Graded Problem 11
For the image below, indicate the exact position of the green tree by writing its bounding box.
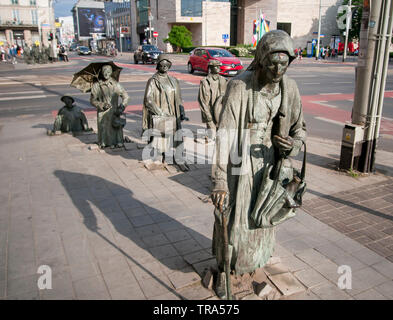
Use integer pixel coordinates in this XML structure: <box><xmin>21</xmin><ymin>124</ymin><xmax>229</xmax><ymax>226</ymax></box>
<box><xmin>337</xmin><ymin>0</ymin><xmax>363</xmax><ymax>41</ymax></box>
<box><xmin>164</xmin><ymin>25</ymin><xmax>193</xmax><ymax>52</ymax></box>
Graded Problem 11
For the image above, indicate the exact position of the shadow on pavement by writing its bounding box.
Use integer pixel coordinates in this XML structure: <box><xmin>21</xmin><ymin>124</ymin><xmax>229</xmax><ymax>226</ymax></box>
<box><xmin>308</xmin><ymin>188</ymin><xmax>393</xmax><ymax>222</ymax></box>
<box><xmin>54</xmin><ymin>170</ymin><xmax>214</xmax><ymax>299</ymax></box>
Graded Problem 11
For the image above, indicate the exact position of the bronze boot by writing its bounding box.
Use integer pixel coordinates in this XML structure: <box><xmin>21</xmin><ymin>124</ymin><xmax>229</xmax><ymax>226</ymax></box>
<box><xmin>215</xmin><ymin>271</ymin><xmax>227</xmax><ymax>299</ymax></box>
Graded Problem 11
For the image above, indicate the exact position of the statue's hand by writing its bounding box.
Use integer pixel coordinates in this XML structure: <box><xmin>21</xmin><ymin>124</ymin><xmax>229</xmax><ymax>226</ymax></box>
<box><xmin>207</xmin><ymin>121</ymin><xmax>216</xmax><ymax>131</ymax></box>
<box><xmin>273</xmin><ymin>135</ymin><xmax>294</xmax><ymax>155</ymax></box>
<box><xmin>211</xmin><ymin>190</ymin><xmax>227</xmax><ymax>213</ymax></box>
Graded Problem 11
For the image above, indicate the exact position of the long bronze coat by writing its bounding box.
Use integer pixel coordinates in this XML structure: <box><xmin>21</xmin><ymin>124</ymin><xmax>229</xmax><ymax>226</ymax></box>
<box><xmin>212</xmin><ymin>70</ymin><xmax>306</xmax><ymax>275</ymax></box>
<box><xmin>142</xmin><ymin>72</ymin><xmax>183</xmax><ymax>133</ymax></box>
<box><xmin>198</xmin><ymin>74</ymin><xmax>227</xmax><ymax>125</ymax></box>
<box><xmin>90</xmin><ymin>78</ymin><xmax>129</xmax><ymax>147</ymax></box>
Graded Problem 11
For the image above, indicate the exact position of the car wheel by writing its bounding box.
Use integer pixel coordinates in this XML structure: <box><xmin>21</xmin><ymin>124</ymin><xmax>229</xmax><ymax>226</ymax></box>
<box><xmin>142</xmin><ymin>58</ymin><xmax>146</xmax><ymax>64</ymax></box>
<box><xmin>188</xmin><ymin>62</ymin><xmax>194</xmax><ymax>74</ymax></box>
<box><xmin>134</xmin><ymin>57</ymin><xmax>138</xmax><ymax>64</ymax></box>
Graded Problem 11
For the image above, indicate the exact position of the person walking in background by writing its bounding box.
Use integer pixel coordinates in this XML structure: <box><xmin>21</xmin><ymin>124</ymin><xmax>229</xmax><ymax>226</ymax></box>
<box><xmin>10</xmin><ymin>45</ymin><xmax>17</xmax><ymax>64</ymax></box>
<box><xmin>0</xmin><ymin>46</ymin><xmax>5</xmax><ymax>62</ymax></box>
<box><xmin>297</xmin><ymin>47</ymin><xmax>302</xmax><ymax>60</ymax></box>
<box><xmin>61</xmin><ymin>45</ymin><xmax>69</xmax><ymax>62</ymax></box>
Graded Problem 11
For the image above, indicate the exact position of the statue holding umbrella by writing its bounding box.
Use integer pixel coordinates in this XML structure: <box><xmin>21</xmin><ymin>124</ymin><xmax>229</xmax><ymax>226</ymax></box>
<box><xmin>71</xmin><ymin>62</ymin><xmax>129</xmax><ymax>149</ymax></box>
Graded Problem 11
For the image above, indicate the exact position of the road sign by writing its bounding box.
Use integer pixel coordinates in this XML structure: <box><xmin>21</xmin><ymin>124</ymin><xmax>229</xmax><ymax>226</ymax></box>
<box><xmin>153</xmin><ymin>31</ymin><xmax>158</xmax><ymax>38</ymax></box>
<box><xmin>222</xmin><ymin>34</ymin><xmax>229</xmax><ymax>40</ymax></box>
<box><xmin>120</xmin><ymin>26</ymin><xmax>130</xmax><ymax>34</ymax></box>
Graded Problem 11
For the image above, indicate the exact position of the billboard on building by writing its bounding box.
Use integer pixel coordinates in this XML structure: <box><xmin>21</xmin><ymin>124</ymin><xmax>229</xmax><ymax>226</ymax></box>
<box><xmin>78</xmin><ymin>8</ymin><xmax>106</xmax><ymax>37</ymax></box>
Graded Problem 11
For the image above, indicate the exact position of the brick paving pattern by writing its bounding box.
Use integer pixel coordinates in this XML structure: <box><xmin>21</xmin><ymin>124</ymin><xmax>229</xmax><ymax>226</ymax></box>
<box><xmin>302</xmin><ymin>180</ymin><xmax>393</xmax><ymax>262</ymax></box>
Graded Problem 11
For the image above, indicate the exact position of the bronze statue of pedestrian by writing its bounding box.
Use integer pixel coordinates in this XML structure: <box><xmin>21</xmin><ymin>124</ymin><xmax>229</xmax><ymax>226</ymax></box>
<box><xmin>143</xmin><ymin>54</ymin><xmax>189</xmax><ymax>170</ymax></box>
<box><xmin>210</xmin><ymin>30</ymin><xmax>307</xmax><ymax>298</ymax></box>
<box><xmin>48</xmin><ymin>95</ymin><xmax>91</xmax><ymax>135</ymax></box>
<box><xmin>198</xmin><ymin>60</ymin><xmax>227</xmax><ymax>142</ymax></box>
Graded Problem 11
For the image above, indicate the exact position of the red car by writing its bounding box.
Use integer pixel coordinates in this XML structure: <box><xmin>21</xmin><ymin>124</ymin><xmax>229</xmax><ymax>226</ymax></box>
<box><xmin>187</xmin><ymin>47</ymin><xmax>244</xmax><ymax>76</ymax></box>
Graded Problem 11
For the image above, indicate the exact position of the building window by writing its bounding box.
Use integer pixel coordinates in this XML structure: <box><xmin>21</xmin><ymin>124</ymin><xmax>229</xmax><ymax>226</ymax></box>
<box><xmin>30</xmin><ymin>0</ymin><xmax>36</xmax><ymax>5</ymax></box>
<box><xmin>277</xmin><ymin>22</ymin><xmax>291</xmax><ymax>36</ymax></box>
<box><xmin>181</xmin><ymin>0</ymin><xmax>202</xmax><ymax>17</ymax></box>
<box><xmin>11</xmin><ymin>0</ymin><xmax>19</xmax><ymax>4</ymax></box>
<box><xmin>31</xmin><ymin>10</ymin><xmax>38</xmax><ymax>25</ymax></box>
<box><xmin>136</xmin><ymin>0</ymin><xmax>150</xmax><ymax>26</ymax></box>
<box><xmin>12</xmin><ymin>9</ymin><xmax>20</xmax><ymax>23</ymax></box>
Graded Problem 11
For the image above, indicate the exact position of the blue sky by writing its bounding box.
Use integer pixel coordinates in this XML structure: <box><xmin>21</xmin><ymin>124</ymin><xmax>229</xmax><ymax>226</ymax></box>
<box><xmin>54</xmin><ymin>0</ymin><xmax>76</xmax><ymax>18</ymax></box>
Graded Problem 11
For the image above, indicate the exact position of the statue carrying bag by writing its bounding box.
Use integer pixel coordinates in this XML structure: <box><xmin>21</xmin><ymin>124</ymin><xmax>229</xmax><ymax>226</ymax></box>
<box><xmin>250</xmin><ymin>142</ymin><xmax>307</xmax><ymax>228</ymax></box>
<box><xmin>152</xmin><ymin>115</ymin><xmax>176</xmax><ymax>136</ymax></box>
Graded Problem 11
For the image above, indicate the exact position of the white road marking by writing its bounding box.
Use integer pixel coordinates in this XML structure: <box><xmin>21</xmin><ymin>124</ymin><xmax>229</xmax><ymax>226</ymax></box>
<box><xmin>288</xmin><ymin>75</ymin><xmax>317</xmax><ymax>78</ymax></box>
<box><xmin>336</xmin><ymin>81</ymin><xmax>353</xmax><ymax>84</ymax></box>
<box><xmin>319</xmin><ymin>93</ymin><xmax>342</xmax><ymax>95</ymax></box>
<box><xmin>0</xmin><ymin>95</ymin><xmax>55</xmax><ymax>101</ymax></box>
<box><xmin>382</xmin><ymin>116</ymin><xmax>393</xmax><ymax>121</ymax></box>
<box><xmin>380</xmin><ymin>134</ymin><xmax>393</xmax><ymax>140</ymax></box>
<box><xmin>311</xmin><ymin>101</ymin><xmax>338</xmax><ymax>108</ymax></box>
<box><xmin>315</xmin><ymin>116</ymin><xmax>345</xmax><ymax>126</ymax></box>
<box><xmin>0</xmin><ymin>90</ymin><xmax>45</xmax><ymax>96</ymax></box>
<box><xmin>303</xmin><ymin>82</ymin><xmax>321</xmax><ymax>85</ymax></box>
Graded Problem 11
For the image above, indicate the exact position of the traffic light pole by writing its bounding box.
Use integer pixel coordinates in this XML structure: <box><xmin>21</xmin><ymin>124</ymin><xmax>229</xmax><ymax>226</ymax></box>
<box><xmin>368</xmin><ymin>0</ymin><xmax>392</xmax><ymax>171</ymax></box>
<box><xmin>339</xmin><ymin>0</ymin><xmax>390</xmax><ymax>173</ymax></box>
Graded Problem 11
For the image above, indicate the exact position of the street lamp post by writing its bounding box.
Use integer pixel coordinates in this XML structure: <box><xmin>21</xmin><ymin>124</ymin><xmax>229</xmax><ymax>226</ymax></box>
<box><xmin>316</xmin><ymin>0</ymin><xmax>322</xmax><ymax>60</ymax></box>
<box><xmin>148</xmin><ymin>8</ymin><xmax>153</xmax><ymax>44</ymax></box>
<box><xmin>36</xmin><ymin>1</ymin><xmax>42</xmax><ymax>49</ymax></box>
<box><xmin>342</xmin><ymin>0</ymin><xmax>352</xmax><ymax>62</ymax></box>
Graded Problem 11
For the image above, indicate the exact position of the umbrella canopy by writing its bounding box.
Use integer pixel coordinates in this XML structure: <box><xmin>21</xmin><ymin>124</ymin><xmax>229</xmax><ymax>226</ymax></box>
<box><xmin>70</xmin><ymin>61</ymin><xmax>123</xmax><ymax>93</ymax></box>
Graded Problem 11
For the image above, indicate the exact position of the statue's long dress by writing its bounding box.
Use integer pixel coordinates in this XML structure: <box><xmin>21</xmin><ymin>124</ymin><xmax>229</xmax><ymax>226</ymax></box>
<box><xmin>90</xmin><ymin>79</ymin><xmax>129</xmax><ymax>147</ymax></box>
<box><xmin>212</xmin><ymin>77</ymin><xmax>282</xmax><ymax>275</ymax></box>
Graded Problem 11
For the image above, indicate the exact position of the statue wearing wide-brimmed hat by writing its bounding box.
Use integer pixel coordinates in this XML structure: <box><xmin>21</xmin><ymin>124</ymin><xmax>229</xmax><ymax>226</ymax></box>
<box><xmin>198</xmin><ymin>59</ymin><xmax>227</xmax><ymax>142</ymax></box>
<box><xmin>48</xmin><ymin>95</ymin><xmax>91</xmax><ymax>135</ymax></box>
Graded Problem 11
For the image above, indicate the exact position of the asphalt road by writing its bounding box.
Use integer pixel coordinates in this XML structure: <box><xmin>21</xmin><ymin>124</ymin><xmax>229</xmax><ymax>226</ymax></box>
<box><xmin>0</xmin><ymin>52</ymin><xmax>392</xmax><ymax>152</ymax></box>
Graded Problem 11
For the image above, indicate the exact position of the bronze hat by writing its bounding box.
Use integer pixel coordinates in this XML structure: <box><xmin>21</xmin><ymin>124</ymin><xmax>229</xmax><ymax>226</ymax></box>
<box><xmin>61</xmin><ymin>95</ymin><xmax>75</xmax><ymax>104</ymax></box>
<box><xmin>247</xmin><ymin>30</ymin><xmax>296</xmax><ymax>71</ymax></box>
<box><xmin>156</xmin><ymin>54</ymin><xmax>172</xmax><ymax>67</ymax></box>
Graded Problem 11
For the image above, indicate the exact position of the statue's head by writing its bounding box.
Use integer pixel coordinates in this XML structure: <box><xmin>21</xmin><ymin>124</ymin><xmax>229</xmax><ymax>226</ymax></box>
<box><xmin>208</xmin><ymin>60</ymin><xmax>222</xmax><ymax>75</ymax></box>
<box><xmin>102</xmin><ymin>65</ymin><xmax>113</xmax><ymax>80</ymax></box>
<box><xmin>61</xmin><ymin>95</ymin><xmax>75</xmax><ymax>108</ymax></box>
<box><xmin>156</xmin><ymin>54</ymin><xmax>172</xmax><ymax>73</ymax></box>
<box><xmin>248</xmin><ymin>30</ymin><xmax>296</xmax><ymax>82</ymax></box>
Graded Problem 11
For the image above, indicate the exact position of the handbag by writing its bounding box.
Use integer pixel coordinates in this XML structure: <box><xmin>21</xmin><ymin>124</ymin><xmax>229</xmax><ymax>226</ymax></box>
<box><xmin>152</xmin><ymin>115</ymin><xmax>176</xmax><ymax>136</ymax></box>
<box><xmin>250</xmin><ymin>142</ymin><xmax>307</xmax><ymax>228</ymax></box>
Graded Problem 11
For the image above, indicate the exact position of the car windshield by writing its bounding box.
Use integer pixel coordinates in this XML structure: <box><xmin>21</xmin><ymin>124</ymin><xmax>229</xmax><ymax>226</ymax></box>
<box><xmin>207</xmin><ymin>49</ymin><xmax>233</xmax><ymax>58</ymax></box>
<box><xmin>142</xmin><ymin>45</ymin><xmax>158</xmax><ymax>52</ymax></box>
<box><xmin>80</xmin><ymin>47</ymin><xmax>88</xmax><ymax>50</ymax></box>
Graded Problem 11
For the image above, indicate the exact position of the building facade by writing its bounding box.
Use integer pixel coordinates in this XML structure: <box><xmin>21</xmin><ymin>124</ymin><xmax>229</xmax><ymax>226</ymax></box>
<box><xmin>0</xmin><ymin>0</ymin><xmax>55</xmax><ymax>47</ymax></box>
<box><xmin>277</xmin><ymin>0</ymin><xmax>342</xmax><ymax>49</ymax></box>
<box><xmin>105</xmin><ymin>1</ymin><xmax>132</xmax><ymax>52</ymax></box>
<box><xmin>131</xmin><ymin>0</ymin><xmax>232</xmax><ymax>51</ymax></box>
<box><xmin>56</xmin><ymin>16</ymin><xmax>75</xmax><ymax>46</ymax></box>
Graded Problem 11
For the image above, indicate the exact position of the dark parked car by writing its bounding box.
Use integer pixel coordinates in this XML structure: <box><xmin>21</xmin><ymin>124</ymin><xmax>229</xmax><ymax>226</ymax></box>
<box><xmin>133</xmin><ymin>45</ymin><xmax>163</xmax><ymax>64</ymax></box>
<box><xmin>78</xmin><ymin>46</ymin><xmax>91</xmax><ymax>55</ymax></box>
<box><xmin>188</xmin><ymin>47</ymin><xmax>243</xmax><ymax>76</ymax></box>
<box><xmin>69</xmin><ymin>43</ymin><xmax>79</xmax><ymax>51</ymax></box>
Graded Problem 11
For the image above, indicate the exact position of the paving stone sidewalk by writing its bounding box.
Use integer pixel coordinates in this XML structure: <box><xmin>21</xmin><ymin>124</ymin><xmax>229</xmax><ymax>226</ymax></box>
<box><xmin>0</xmin><ymin>114</ymin><xmax>392</xmax><ymax>300</ymax></box>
